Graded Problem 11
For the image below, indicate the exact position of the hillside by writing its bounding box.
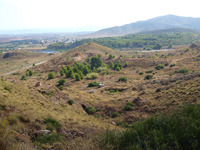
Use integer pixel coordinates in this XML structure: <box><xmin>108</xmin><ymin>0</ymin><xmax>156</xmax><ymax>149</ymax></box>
<box><xmin>90</xmin><ymin>15</ymin><xmax>200</xmax><ymax>37</ymax></box>
<box><xmin>61</xmin><ymin>29</ymin><xmax>200</xmax><ymax>50</ymax></box>
<box><xmin>0</xmin><ymin>41</ymin><xmax>200</xmax><ymax>149</ymax></box>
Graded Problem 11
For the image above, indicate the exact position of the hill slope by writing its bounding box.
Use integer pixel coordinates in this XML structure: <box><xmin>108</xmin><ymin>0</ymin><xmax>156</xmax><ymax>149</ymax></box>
<box><xmin>90</xmin><ymin>15</ymin><xmax>200</xmax><ymax>37</ymax></box>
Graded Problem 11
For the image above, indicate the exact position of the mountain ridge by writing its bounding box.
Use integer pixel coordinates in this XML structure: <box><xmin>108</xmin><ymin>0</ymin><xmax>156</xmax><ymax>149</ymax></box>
<box><xmin>89</xmin><ymin>15</ymin><xmax>200</xmax><ymax>37</ymax></box>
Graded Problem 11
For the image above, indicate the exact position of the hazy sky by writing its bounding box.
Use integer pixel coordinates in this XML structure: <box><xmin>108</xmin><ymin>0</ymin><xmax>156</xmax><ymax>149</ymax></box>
<box><xmin>0</xmin><ymin>0</ymin><xmax>200</xmax><ymax>31</ymax></box>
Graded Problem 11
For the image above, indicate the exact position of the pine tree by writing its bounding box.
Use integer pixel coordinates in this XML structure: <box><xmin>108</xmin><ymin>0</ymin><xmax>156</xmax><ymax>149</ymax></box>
<box><xmin>75</xmin><ymin>73</ymin><xmax>81</xmax><ymax>81</ymax></box>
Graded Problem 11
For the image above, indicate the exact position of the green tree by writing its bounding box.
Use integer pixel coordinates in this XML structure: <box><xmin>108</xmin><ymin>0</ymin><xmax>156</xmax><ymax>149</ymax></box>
<box><xmin>75</xmin><ymin>73</ymin><xmax>81</xmax><ymax>81</ymax></box>
<box><xmin>48</xmin><ymin>72</ymin><xmax>55</xmax><ymax>80</ymax></box>
<box><xmin>21</xmin><ymin>75</ymin><xmax>27</xmax><ymax>80</ymax></box>
<box><xmin>109</xmin><ymin>61</ymin><xmax>114</xmax><ymax>69</ymax></box>
<box><xmin>124</xmin><ymin>61</ymin><xmax>129</xmax><ymax>67</ymax></box>
<box><xmin>70</xmin><ymin>71</ymin><xmax>75</xmax><ymax>79</ymax></box>
<box><xmin>91</xmin><ymin>55</ymin><xmax>103</xmax><ymax>70</ymax></box>
<box><xmin>60</xmin><ymin>69</ymin><xmax>64</xmax><ymax>76</ymax></box>
<box><xmin>57</xmin><ymin>79</ymin><xmax>66</xmax><ymax>86</ymax></box>
<box><xmin>29</xmin><ymin>70</ymin><xmax>33</xmax><ymax>76</ymax></box>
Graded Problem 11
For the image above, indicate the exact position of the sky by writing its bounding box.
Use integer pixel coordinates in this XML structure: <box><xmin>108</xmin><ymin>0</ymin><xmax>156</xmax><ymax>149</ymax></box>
<box><xmin>0</xmin><ymin>0</ymin><xmax>200</xmax><ymax>31</ymax></box>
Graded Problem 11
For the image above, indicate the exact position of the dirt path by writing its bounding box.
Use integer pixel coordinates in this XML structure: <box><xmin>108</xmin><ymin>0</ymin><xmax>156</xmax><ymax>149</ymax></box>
<box><xmin>1</xmin><ymin>60</ymin><xmax>47</xmax><ymax>76</ymax></box>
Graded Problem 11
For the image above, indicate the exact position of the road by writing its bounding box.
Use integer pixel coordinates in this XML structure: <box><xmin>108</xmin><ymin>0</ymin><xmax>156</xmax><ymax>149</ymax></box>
<box><xmin>1</xmin><ymin>60</ymin><xmax>47</xmax><ymax>76</ymax></box>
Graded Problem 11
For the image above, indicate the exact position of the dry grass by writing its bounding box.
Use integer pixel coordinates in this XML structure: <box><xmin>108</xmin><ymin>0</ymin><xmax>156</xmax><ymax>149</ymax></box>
<box><xmin>0</xmin><ymin>42</ymin><xmax>200</xmax><ymax>149</ymax></box>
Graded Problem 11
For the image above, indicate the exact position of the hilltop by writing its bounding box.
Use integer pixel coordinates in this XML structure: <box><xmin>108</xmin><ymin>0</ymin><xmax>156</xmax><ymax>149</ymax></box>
<box><xmin>89</xmin><ymin>15</ymin><xmax>200</xmax><ymax>37</ymax></box>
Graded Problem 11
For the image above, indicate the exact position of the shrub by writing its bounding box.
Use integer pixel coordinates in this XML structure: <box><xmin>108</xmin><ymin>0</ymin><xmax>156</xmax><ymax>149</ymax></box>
<box><xmin>36</xmin><ymin>133</ymin><xmax>62</xmax><ymax>144</ymax></box>
<box><xmin>60</xmin><ymin>69</ymin><xmax>64</xmax><ymax>76</ymax></box>
<box><xmin>43</xmin><ymin>118</ymin><xmax>61</xmax><ymax>130</ymax></box>
<box><xmin>67</xmin><ymin>100</ymin><xmax>74</xmax><ymax>105</ymax></box>
<box><xmin>115</xmin><ymin>66</ymin><xmax>121</xmax><ymax>71</ymax></box>
<box><xmin>124</xmin><ymin>61</ymin><xmax>129</xmax><ymax>67</ymax></box>
<box><xmin>109</xmin><ymin>61</ymin><xmax>114</xmax><ymax>68</ymax></box>
<box><xmin>144</xmin><ymin>75</ymin><xmax>153</xmax><ymax>80</ymax></box>
<box><xmin>57</xmin><ymin>79</ymin><xmax>66</xmax><ymax>86</ymax></box>
<box><xmin>4</xmin><ymin>86</ymin><xmax>11</xmax><ymax>93</ymax></box>
<box><xmin>21</xmin><ymin>75</ymin><xmax>27</xmax><ymax>80</ymax></box>
<box><xmin>48</xmin><ymin>72</ymin><xmax>55</xmax><ymax>80</ymax></box>
<box><xmin>28</xmin><ymin>70</ymin><xmax>33</xmax><ymax>76</ymax></box>
<box><xmin>176</xmin><ymin>68</ymin><xmax>189</xmax><ymax>75</ymax></box>
<box><xmin>145</xmin><ymin>70</ymin><xmax>153</xmax><ymax>73</ymax></box>
<box><xmin>139</xmin><ymin>72</ymin><xmax>144</xmax><ymax>75</ymax></box>
<box><xmin>155</xmin><ymin>64</ymin><xmax>164</xmax><ymax>70</ymax></box>
<box><xmin>126</xmin><ymin>102</ymin><xmax>134</xmax><ymax>107</ymax></box>
<box><xmin>170</xmin><ymin>63</ymin><xmax>176</xmax><ymax>67</ymax></box>
<box><xmin>87</xmin><ymin>73</ymin><xmax>99</xmax><ymax>79</ymax></box>
<box><xmin>88</xmin><ymin>81</ymin><xmax>99</xmax><ymax>87</ymax></box>
<box><xmin>164</xmin><ymin>62</ymin><xmax>169</xmax><ymax>66</ymax></box>
<box><xmin>112</xmin><ymin>112</ymin><xmax>120</xmax><ymax>118</ymax></box>
<box><xmin>85</xmin><ymin>107</ymin><xmax>96</xmax><ymax>115</ymax></box>
<box><xmin>124</xmin><ymin>105</ymin><xmax>133</xmax><ymax>111</ymax></box>
<box><xmin>108</xmin><ymin>54</ymin><xmax>115</xmax><ymax>59</ymax></box>
<box><xmin>118</xmin><ymin>76</ymin><xmax>127</xmax><ymax>82</ymax></box>
<box><xmin>97</xmin><ymin>67</ymin><xmax>108</xmax><ymax>73</ymax></box>
<box><xmin>100</xmin><ymin>104</ymin><xmax>200</xmax><ymax>150</ymax></box>
<box><xmin>75</xmin><ymin>73</ymin><xmax>81</xmax><ymax>81</ymax></box>
<box><xmin>58</xmin><ymin>85</ymin><xmax>64</xmax><ymax>91</ymax></box>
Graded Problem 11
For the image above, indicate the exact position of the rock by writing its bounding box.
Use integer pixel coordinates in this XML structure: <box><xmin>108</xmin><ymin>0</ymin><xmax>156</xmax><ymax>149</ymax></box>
<box><xmin>99</xmin><ymin>84</ymin><xmax>104</xmax><ymax>88</ymax></box>
<box><xmin>133</xmin><ymin>97</ymin><xmax>142</xmax><ymax>105</ymax></box>
<box><xmin>35</xmin><ymin>82</ymin><xmax>42</xmax><ymax>87</ymax></box>
<box><xmin>90</xmin><ymin>90</ymin><xmax>94</xmax><ymax>93</ymax></box>
<box><xmin>132</xmin><ymin>86</ymin><xmax>137</xmax><ymax>91</ymax></box>
<box><xmin>111</xmin><ymin>121</ymin><xmax>116</xmax><ymax>125</ymax></box>
<box><xmin>40</xmin><ymin>130</ymin><xmax>51</xmax><ymax>135</ymax></box>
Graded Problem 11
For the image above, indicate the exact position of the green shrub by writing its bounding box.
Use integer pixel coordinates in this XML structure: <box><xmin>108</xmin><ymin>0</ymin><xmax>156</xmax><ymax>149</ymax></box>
<box><xmin>48</xmin><ymin>72</ymin><xmax>55</xmax><ymax>80</ymax></box>
<box><xmin>155</xmin><ymin>64</ymin><xmax>164</xmax><ymax>70</ymax></box>
<box><xmin>88</xmin><ymin>81</ymin><xmax>99</xmax><ymax>87</ymax></box>
<box><xmin>97</xmin><ymin>67</ymin><xmax>108</xmax><ymax>73</ymax></box>
<box><xmin>27</xmin><ymin>70</ymin><xmax>33</xmax><ymax>76</ymax></box>
<box><xmin>108</xmin><ymin>54</ymin><xmax>115</xmax><ymax>59</ymax></box>
<box><xmin>75</xmin><ymin>73</ymin><xmax>81</xmax><ymax>81</ymax></box>
<box><xmin>126</xmin><ymin>102</ymin><xmax>134</xmax><ymax>107</ymax></box>
<box><xmin>170</xmin><ymin>63</ymin><xmax>176</xmax><ymax>67</ymax></box>
<box><xmin>85</xmin><ymin>107</ymin><xmax>96</xmax><ymax>115</ymax></box>
<box><xmin>176</xmin><ymin>68</ymin><xmax>189</xmax><ymax>75</ymax></box>
<box><xmin>124</xmin><ymin>105</ymin><xmax>133</xmax><ymax>111</ymax></box>
<box><xmin>139</xmin><ymin>72</ymin><xmax>144</xmax><ymax>75</ymax></box>
<box><xmin>67</xmin><ymin>100</ymin><xmax>74</xmax><ymax>105</ymax></box>
<box><xmin>144</xmin><ymin>75</ymin><xmax>153</xmax><ymax>80</ymax></box>
<box><xmin>36</xmin><ymin>133</ymin><xmax>62</xmax><ymax>144</ymax></box>
<box><xmin>21</xmin><ymin>75</ymin><xmax>27</xmax><ymax>80</ymax></box>
<box><xmin>60</xmin><ymin>69</ymin><xmax>64</xmax><ymax>76</ymax></box>
<box><xmin>43</xmin><ymin>118</ymin><xmax>61</xmax><ymax>130</ymax></box>
<box><xmin>58</xmin><ymin>85</ymin><xmax>64</xmax><ymax>91</ymax></box>
<box><xmin>164</xmin><ymin>62</ymin><xmax>169</xmax><ymax>66</ymax></box>
<box><xmin>115</xmin><ymin>66</ymin><xmax>121</xmax><ymax>71</ymax></box>
<box><xmin>87</xmin><ymin>73</ymin><xmax>99</xmax><ymax>79</ymax></box>
<box><xmin>4</xmin><ymin>86</ymin><xmax>11</xmax><ymax>92</ymax></box>
<box><xmin>145</xmin><ymin>70</ymin><xmax>153</xmax><ymax>73</ymax></box>
<box><xmin>112</xmin><ymin>112</ymin><xmax>120</xmax><ymax>118</ymax></box>
<box><xmin>124</xmin><ymin>61</ymin><xmax>129</xmax><ymax>67</ymax></box>
<box><xmin>118</xmin><ymin>76</ymin><xmax>127</xmax><ymax>82</ymax></box>
<box><xmin>100</xmin><ymin>104</ymin><xmax>200</xmax><ymax>150</ymax></box>
<box><xmin>57</xmin><ymin>79</ymin><xmax>66</xmax><ymax>86</ymax></box>
<box><xmin>109</xmin><ymin>61</ymin><xmax>114</xmax><ymax>68</ymax></box>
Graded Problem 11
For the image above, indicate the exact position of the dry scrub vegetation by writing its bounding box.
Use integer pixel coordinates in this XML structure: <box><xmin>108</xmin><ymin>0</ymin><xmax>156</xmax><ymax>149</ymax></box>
<box><xmin>0</xmin><ymin>42</ymin><xmax>200</xmax><ymax>149</ymax></box>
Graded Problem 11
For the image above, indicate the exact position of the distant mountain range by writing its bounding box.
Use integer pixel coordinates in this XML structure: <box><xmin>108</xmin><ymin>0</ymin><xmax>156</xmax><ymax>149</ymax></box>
<box><xmin>90</xmin><ymin>15</ymin><xmax>200</xmax><ymax>37</ymax></box>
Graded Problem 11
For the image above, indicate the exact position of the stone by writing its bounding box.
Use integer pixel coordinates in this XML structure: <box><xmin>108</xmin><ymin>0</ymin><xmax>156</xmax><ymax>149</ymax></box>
<box><xmin>35</xmin><ymin>82</ymin><xmax>42</xmax><ymax>87</ymax></box>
